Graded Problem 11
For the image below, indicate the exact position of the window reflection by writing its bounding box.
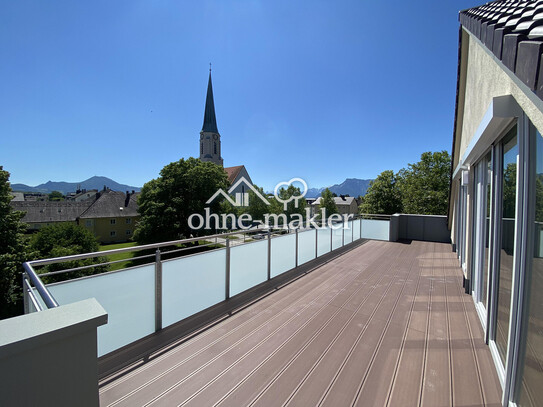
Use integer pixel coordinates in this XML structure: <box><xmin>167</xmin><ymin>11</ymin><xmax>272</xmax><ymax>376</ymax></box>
<box><xmin>518</xmin><ymin>129</ymin><xmax>543</xmax><ymax>406</ymax></box>
<box><xmin>496</xmin><ymin>126</ymin><xmax>517</xmax><ymax>366</ymax></box>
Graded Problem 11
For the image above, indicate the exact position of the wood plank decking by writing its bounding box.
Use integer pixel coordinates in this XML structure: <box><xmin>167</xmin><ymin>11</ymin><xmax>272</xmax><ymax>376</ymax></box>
<box><xmin>99</xmin><ymin>240</ymin><xmax>502</xmax><ymax>407</ymax></box>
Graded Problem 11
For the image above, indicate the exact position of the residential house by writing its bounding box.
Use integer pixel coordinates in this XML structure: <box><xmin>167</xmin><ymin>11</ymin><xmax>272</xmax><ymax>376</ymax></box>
<box><xmin>312</xmin><ymin>195</ymin><xmax>359</xmax><ymax>216</ymax></box>
<box><xmin>10</xmin><ymin>201</ymin><xmax>93</xmax><ymax>231</ymax></box>
<box><xmin>78</xmin><ymin>190</ymin><xmax>140</xmax><ymax>243</ymax></box>
<box><xmin>450</xmin><ymin>1</ymin><xmax>543</xmax><ymax>405</ymax></box>
<box><xmin>10</xmin><ymin>191</ymin><xmax>24</xmax><ymax>201</ymax></box>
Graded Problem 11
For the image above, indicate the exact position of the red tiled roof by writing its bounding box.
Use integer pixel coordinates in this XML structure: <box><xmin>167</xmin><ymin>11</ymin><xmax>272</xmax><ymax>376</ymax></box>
<box><xmin>224</xmin><ymin>165</ymin><xmax>244</xmax><ymax>184</ymax></box>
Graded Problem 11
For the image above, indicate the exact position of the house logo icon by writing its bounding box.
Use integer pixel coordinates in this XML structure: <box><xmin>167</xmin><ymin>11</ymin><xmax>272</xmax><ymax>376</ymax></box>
<box><xmin>206</xmin><ymin>176</ymin><xmax>270</xmax><ymax>207</ymax></box>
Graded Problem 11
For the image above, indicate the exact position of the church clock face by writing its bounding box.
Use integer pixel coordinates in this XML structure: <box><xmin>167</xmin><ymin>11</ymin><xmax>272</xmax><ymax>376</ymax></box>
<box><xmin>213</xmin><ymin>134</ymin><xmax>218</xmax><ymax>140</ymax></box>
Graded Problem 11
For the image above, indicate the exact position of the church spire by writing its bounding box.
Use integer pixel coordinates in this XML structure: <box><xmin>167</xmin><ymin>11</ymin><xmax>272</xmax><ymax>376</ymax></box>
<box><xmin>202</xmin><ymin>69</ymin><xmax>219</xmax><ymax>133</ymax></box>
<box><xmin>199</xmin><ymin>67</ymin><xmax>223</xmax><ymax>167</ymax></box>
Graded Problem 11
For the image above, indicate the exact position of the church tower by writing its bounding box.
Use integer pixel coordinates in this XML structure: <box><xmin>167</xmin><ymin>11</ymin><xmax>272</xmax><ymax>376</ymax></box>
<box><xmin>199</xmin><ymin>68</ymin><xmax>223</xmax><ymax>167</ymax></box>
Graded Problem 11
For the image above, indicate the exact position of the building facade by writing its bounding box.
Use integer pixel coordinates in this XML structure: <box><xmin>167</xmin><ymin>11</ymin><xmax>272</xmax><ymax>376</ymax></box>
<box><xmin>79</xmin><ymin>190</ymin><xmax>140</xmax><ymax>244</ymax></box>
<box><xmin>449</xmin><ymin>2</ymin><xmax>543</xmax><ymax>406</ymax></box>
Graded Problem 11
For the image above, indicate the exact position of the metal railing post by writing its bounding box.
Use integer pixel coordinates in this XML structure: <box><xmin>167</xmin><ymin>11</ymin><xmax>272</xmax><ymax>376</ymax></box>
<box><xmin>342</xmin><ymin>220</ymin><xmax>345</xmax><ymax>246</ymax></box>
<box><xmin>295</xmin><ymin>228</ymin><xmax>299</xmax><ymax>268</ymax></box>
<box><xmin>267</xmin><ymin>231</ymin><xmax>271</xmax><ymax>280</ymax></box>
<box><xmin>352</xmin><ymin>218</ymin><xmax>354</xmax><ymax>241</ymax></box>
<box><xmin>155</xmin><ymin>249</ymin><xmax>162</xmax><ymax>332</ymax></box>
<box><xmin>225</xmin><ymin>239</ymin><xmax>230</xmax><ymax>300</ymax></box>
<box><xmin>22</xmin><ymin>273</ymin><xmax>29</xmax><ymax>314</ymax></box>
<box><xmin>360</xmin><ymin>215</ymin><xmax>363</xmax><ymax>238</ymax></box>
<box><xmin>315</xmin><ymin>228</ymin><xmax>318</xmax><ymax>258</ymax></box>
<box><xmin>330</xmin><ymin>224</ymin><xmax>333</xmax><ymax>251</ymax></box>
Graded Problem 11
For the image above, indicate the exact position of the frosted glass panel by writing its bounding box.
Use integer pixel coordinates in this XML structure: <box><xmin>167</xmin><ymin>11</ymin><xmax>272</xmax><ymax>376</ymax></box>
<box><xmin>361</xmin><ymin>219</ymin><xmax>390</xmax><ymax>241</ymax></box>
<box><xmin>317</xmin><ymin>227</ymin><xmax>331</xmax><ymax>257</ymax></box>
<box><xmin>298</xmin><ymin>229</ymin><xmax>316</xmax><ymax>265</ymax></box>
<box><xmin>353</xmin><ymin>219</ymin><xmax>361</xmax><ymax>240</ymax></box>
<box><xmin>230</xmin><ymin>240</ymin><xmax>268</xmax><ymax>296</ymax></box>
<box><xmin>162</xmin><ymin>249</ymin><xmax>226</xmax><ymax>328</ymax></box>
<box><xmin>271</xmin><ymin>233</ymin><xmax>296</xmax><ymax>277</ymax></box>
<box><xmin>332</xmin><ymin>226</ymin><xmax>343</xmax><ymax>249</ymax></box>
<box><xmin>46</xmin><ymin>264</ymin><xmax>155</xmax><ymax>356</ymax></box>
<box><xmin>344</xmin><ymin>221</ymin><xmax>354</xmax><ymax>244</ymax></box>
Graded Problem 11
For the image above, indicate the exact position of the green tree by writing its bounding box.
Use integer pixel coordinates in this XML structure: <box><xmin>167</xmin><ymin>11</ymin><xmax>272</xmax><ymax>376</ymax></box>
<box><xmin>398</xmin><ymin>151</ymin><xmax>451</xmax><ymax>215</ymax></box>
<box><xmin>30</xmin><ymin>223</ymin><xmax>106</xmax><ymax>283</ymax></box>
<box><xmin>502</xmin><ymin>163</ymin><xmax>517</xmax><ymax>219</ymax></box>
<box><xmin>134</xmin><ymin>158</ymin><xmax>229</xmax><ymax>243</ymax></box>
<box><xmin>0</xmin><ymin>167</ymin><xmax>31</xmax><ymax>319</ymax></box>
<box><xmin>265</xmin><ymin>185</ymin><xmax>307</xmax><ymax>227</ymax></box>
<box><xmin>318</xmin><ymin>188</ymin><xmax>338</xmax><ymax>219</ymax></box>
<box><xmin>359</xmin><ymin>170</ymin><xmax>403</xmax><ymax>215</ymax></box>
<box><xmin>48</xmin><ymin>191</ymin><xmax>64</xmax><ymax>201</ymax></box>
<box><xmin>244</xmin><ymin>185</ymin><xmax>271</xmax><ymax>222</ymax></box>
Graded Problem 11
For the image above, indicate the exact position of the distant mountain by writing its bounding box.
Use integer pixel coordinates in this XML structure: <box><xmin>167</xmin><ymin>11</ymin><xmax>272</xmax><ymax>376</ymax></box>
<box><xmin>305</xmin><ymin>178</ymin><xmax>373</xmax><ymax>198</ymax></box>
<box><xmin>11</xmin><ymin>176</ymin><xmax>141</xmax><ymax>195</ymax></box>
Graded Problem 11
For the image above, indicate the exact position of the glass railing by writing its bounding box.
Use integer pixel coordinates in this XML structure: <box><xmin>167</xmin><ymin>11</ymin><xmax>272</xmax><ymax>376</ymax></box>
<box><xmin>22</xmin><ymin>215</ymin><xmax>391</xmax><ymax>356</ymax></box>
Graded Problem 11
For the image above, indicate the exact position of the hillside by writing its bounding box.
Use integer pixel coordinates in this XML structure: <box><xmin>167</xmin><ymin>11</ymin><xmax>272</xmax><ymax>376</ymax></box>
<box><xmin>306</xmin><ymin>178</ymin><xmax>373</xmax><ymax>198</ymax></box>
<box><xmin>11</xmin><ymin>176</ymin><xmax>141</xmax><ymax>195</ymax></box>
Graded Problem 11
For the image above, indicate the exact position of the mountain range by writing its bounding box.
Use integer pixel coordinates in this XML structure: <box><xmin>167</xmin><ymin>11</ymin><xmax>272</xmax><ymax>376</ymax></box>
<box><xmin>11</xmin><ymin>176</ymin><xmax>141</xmax><ymax>195</ymax></box>
<box><xmin>305</xmin><ymin>178</ymin><xmax>373</xmax><ymax>198</ymax></box>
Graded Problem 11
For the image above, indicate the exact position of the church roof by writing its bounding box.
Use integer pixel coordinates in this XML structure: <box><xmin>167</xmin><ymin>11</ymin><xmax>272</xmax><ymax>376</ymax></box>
<box><xmin>224</xmin><ymin>165</ymin><xmax>244</xmax><ymax>184</ymax></box>
<box><xmin>202</xmin><ymin>71</ymin><xmax>219</xmax><ymax>133</ymax></box>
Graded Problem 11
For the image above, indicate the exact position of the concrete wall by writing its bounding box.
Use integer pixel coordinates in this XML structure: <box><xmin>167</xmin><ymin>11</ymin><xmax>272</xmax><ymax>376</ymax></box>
<box><xmin>390</xmin><ymin>214</ymin><xmax>451</xmax><ymax>243</ymax></box>
<box><xmin>0</xmin><ymin>299</ymin><xmax>107</xmax><ymax>407</ymax></box>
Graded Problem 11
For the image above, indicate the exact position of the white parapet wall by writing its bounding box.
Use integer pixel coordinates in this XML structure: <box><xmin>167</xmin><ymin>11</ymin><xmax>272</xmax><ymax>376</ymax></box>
<box><xmin>0</xmin><ymin>298</ymin><xmax>107</xmax><ymax>407</ymax></box>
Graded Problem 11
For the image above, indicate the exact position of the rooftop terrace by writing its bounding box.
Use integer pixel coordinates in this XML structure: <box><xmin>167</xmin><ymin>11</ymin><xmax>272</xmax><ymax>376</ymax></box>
<box><xmin>98</xmin><ymin>240</ymin><xmax>502</xmax><ymax>407</ymax></box>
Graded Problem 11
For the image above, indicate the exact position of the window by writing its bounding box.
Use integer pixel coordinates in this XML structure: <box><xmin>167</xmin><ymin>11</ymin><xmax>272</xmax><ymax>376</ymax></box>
<box><xmin>85</xmin><ymin>220</ymin><xmax>92</xmax><ymax>227</ymax></box>
<box><xmin>516</xmin><ymin>126</ymin><xmax>543</xmax><ymax>406</ymax></box>
<box><xmin>471</xmin><ymin>152</ymin><xmax>492</xmax><ymax>319</ymax></box>
<box><xmin>110</xmin><ymin>231</ymin><xmax>116</xmax><ymax>237</ymax></box>
<box><xmin>214</xmin><ymin>142</ymin><xmax>217</xmax><ymax>154</ymax></box>
<box><xmin>201</xmin><ymin>142</ymin><xmax>203</xmax><ymax>154</ymax></box>
<box><xmin>495</xmin><ymin>126</ymin><xmax>518</xmax><ymax>366</ymax></box>
<box><xmin>126</xmin><ymin>230</ymin><xmax>132</xmax><ymax>235</ymax></box>
<box><xmin>126</xmin><ymin>218</ymin><xmax>131</xmax><ymax>224</ymax></box>
<box><xmin>110</xmin><ymin>219</ymin><xmax>116</xmax><ymax>225</ymax></box>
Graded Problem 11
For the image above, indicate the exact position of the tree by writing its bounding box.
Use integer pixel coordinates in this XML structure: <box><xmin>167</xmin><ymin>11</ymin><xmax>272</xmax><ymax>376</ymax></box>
<box><xmin>134</xmin><ymin>158</ymin><xmax>229</xmax><ymax>243</ymax></box>
<box><xmin>359</xmin><ymin>170</ymin><xmax>403</xmax><ymax>215</ymax></box>
<box><xmin>502</xmin><ymin>163</ymin><xmax>517</xmax><ymax>219</ymax></box>
<box><xmin>318</xmin><ymin>188</ymin><xmax>338</xmax><ymax>219</ymax></box>
<box><xmin>244</xmin><ymin>184</ymin><xmax>271</xmax><ymax>222</ymax></box>
<box><xmin>398</xmin><ymin>151</ymin><xmax>451</xmax><ymax>215</ymax></box>
<box><xmin>30</xmin><ymin>223</ymin><xmax>106</xmax><ymax>283</ymax></box>
<box><xmin>0</xmin><ymin>167</ymin><xmax>31</xmax><ymax>319</ymax></box>
<box><xmin>48</xmin><ymin>191</ymin><xmax>64</xmax><ymax>201</ymax></box>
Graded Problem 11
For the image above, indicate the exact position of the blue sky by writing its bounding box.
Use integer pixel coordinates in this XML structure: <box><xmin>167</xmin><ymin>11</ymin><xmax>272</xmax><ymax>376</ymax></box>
<box><xmin>0</xmin><ymin>0</ymin><xmax>477</xmax><ymax>192</ymax></box>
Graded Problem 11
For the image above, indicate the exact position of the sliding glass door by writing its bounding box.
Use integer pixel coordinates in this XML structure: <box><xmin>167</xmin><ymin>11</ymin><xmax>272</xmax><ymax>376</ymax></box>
<box><xmin>515</xmin><ymin>128</ymin><xmax>543</xmax><ymax>406</ymax></box>
<box><xmin>493</xmin><ymin>126</ymin><xmax>518</xmax><ymax>368</ymax></box>
<box><xmin>472</xmin><ymin>153</ymin><xmax>492</xmax><ymax>323</ymax></box>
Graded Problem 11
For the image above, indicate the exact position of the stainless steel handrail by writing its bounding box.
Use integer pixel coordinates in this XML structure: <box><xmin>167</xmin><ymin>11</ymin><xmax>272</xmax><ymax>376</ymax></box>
<box><xmin>22</xmin><ymin>262</ymin><xmax>59</xmax><ymax>309</ymax></box>
<box><xmin>22</xmin><ymin>214</ymin><xmax>390</xmax><ymax>312</ymax></box>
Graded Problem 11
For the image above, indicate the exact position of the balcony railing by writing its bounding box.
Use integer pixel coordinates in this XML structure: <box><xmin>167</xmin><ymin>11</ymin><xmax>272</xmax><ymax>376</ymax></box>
<box><xmin>22</xmin><ymin>215</ymin><xmax>391</xmax><ymax>357</ymax></box>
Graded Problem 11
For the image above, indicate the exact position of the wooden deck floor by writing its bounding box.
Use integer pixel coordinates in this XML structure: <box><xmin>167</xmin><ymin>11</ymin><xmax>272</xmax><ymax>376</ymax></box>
<box><xmin>99</xmin><ymin>240</ymin><xmax>502</xmax><ymax>407</ymax></box>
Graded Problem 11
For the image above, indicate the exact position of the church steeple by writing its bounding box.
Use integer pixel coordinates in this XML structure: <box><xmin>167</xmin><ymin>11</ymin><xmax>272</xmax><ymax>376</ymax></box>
<box><xmin>199</xmin><ymin>67</ymin><xmax>223</xmax><ymax>167</ymax></box>
<box><xmin>202</xmin><ymin>70</ymin><xmax>219</xmax><ymax>134</ymax></box>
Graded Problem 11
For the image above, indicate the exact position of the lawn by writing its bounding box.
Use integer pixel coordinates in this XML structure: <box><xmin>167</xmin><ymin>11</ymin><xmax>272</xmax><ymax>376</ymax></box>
<box><xmin>99</xmin><ymin>242</ymin><xmax>139</xmax><ymax>271</ymax></box>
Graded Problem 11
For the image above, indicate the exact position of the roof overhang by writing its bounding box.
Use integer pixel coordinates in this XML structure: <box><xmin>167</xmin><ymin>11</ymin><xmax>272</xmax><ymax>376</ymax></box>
<box><xmin>453</xmin><ymin>94</ymin><xmax>521</xmax><ymax>179</ymax></box>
